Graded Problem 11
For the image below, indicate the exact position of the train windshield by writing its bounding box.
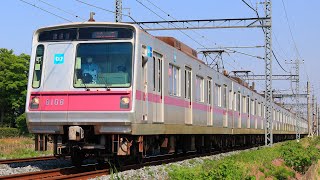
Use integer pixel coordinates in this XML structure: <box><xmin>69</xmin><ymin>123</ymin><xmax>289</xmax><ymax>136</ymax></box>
<box><xmin>74</xmin><ymin>42</ymin><xmax>132</xmax><ymax>88</ymax></box>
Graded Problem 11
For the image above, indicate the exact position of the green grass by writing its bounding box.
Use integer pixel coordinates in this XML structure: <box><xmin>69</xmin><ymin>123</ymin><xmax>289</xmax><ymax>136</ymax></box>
<box><xmin>0</xmin><ymin>137</ymin><xmax>52</xmax><ymax>159</ymax></box>
<box><xmin>0</xmin><ymin>148</ymin><xmax>52</xmax><ymax>159</ymax></box>
<box><xmin>167</xmin><ymin>137</ymin><xmax>320</xmax><ymax>179</ymax></box>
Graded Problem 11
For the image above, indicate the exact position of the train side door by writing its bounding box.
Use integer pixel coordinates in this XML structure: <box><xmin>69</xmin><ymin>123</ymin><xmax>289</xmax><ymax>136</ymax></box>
<box><xmin>207</xmin><ymin>78</ymin><xmax>213</xmax><ymax>126</ymax></box>
<box><xmin>141</xmin><ymin>46</ymin><xmax>148</xmax><ymax>121</ymax></box>
<box><xmin>152</xmin><ymin>52</ymin><xmax>164</xmax><ymax>123</ymax></box>
<box><xmin>185</xmin><ymin>67</ymin><xmax>192</xmax><ymax>124</ymax></box>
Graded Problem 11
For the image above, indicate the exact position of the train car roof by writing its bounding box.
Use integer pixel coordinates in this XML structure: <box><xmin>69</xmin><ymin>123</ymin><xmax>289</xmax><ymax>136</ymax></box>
<box><xmin>34</xmin><ymin>22</ymin><xmax>139</xmax><ymax>33</ymax></box>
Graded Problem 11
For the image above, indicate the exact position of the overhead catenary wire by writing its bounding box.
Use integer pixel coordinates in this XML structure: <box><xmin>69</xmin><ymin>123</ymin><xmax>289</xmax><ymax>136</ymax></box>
<box><xmin>137</xmin><ymin>0</ymin><xmax>261</xmax><ymax>72</ymax></box>
<box><xmin>281</xmin><ymin>0</ymin><xmax>302</xmax><ymax>59</ymax></box>
<box><xmin>74</xmin><ymin>0</ymin><xmax>147</xmax><ymax>30</ymax></box>
<box><xmin>38</xmin><ymin>0</ymin><xmax>86</xmax><ymax>21</ymax></box>
<box><xmin>19</xmin><ymin>0</ymin><xmax>72</xmax><ymax>22</ymax></box>
<box><xmin>240</xmin><ymin>0</ymin><xmax>290</xmax><ymax>74</ymax></box>
<box><xmin>281</xmin><ymin>0</ymin><xmax>310</xmax><ymax>85</ymax></box>
<box><xmin>142</xmin><ymin>0</ymin><xmax>263</xmax><ymax>62</ymax></box>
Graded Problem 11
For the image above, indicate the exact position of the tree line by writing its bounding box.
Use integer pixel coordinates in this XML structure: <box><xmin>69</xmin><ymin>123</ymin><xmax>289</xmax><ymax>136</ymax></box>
<box><xmin>0</xmin><ymin>48</ymin><xmax>30</xmax><ymax>134</ymax></box>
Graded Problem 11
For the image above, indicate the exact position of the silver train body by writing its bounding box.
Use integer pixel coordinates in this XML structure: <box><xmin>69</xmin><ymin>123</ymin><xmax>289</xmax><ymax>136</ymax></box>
<box><xmin>25</xmin><ymin>22</ymin><xmax>307</xmax><ymax>161</ymax></box>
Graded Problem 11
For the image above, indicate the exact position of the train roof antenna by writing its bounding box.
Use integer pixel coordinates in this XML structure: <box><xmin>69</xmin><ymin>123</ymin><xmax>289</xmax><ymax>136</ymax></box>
<box><xmin>88</xmin><ymin>12</ymin><xmax>96</xmax><ymax>22</ymax></box>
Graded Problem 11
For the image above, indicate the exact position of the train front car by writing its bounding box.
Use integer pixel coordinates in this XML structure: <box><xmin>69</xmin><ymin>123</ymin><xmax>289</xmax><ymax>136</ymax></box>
<box><xmin>26</xmin><ymin>22</ymin><xmax>138</xmax><ymax>165</ymax></box>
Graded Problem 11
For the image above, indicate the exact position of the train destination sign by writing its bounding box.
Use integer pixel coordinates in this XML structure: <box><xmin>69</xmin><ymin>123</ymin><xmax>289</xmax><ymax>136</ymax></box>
<box><xmin>39</xmin><ymin>27</ymin><xmax>133</xmax><ymax>42</ymax></box>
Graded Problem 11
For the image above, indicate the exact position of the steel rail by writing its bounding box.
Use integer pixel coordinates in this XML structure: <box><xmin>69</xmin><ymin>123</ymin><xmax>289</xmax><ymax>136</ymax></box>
<box><xmin>0</xmin><ymin>156</ymin><xmax>56</xmax><ymax>164</ymax></box>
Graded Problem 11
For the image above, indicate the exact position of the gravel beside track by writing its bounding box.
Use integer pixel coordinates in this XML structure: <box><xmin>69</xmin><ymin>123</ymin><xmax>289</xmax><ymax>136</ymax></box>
<box><xmin>0</xmin><ymin>159</ymin><xmax>72</xmax><ymax>176</ymax></box>
<box><xmin>92</xmin><ymin>147</ymin><xmax>258</xmax><ymax>180</ymax></box>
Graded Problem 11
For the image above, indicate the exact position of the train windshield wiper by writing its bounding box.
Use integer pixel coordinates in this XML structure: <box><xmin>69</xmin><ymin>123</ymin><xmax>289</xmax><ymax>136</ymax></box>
<box><xmin>104</xmin><ymin>77</ymin><xmax>110</xmax><ymax>91</ymax></box>
<box><xmin>80</xmin><ymin>77</ymin><xmax>90</xmax><ymax>91</ymax></box>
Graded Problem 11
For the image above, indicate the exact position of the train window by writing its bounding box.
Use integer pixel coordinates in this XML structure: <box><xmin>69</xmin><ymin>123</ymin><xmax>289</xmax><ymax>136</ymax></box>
<box><xmin>168</xmin><ymin>64</ymin><xmax>180</xmax><ymax>96</ymax></box>
<box><xmin>207</xmin><ymin>78</ymin><xmax>212</xmax><ymax>105</ymax></box>
<box><xmin>222</xmin><ymin>85</ymin><xmax>227</xmax><ymax>108</ymax></box>
<box><xmin>237</xmin><ymin>92</ymin><xmax>241</xmax><ymax>112</ymax></box>
<box><xmin>242</xmin><ymin>96</ymin><xmax>246</xmax><ymax>113</ymax></box>
<box><xmin>185</xmin><ymin>67</ymin><xmax>192</xmax><ymax>99</ymax></box>
<box><xmin>32</xmin><ymin>45</ymin><xmax>45</xmax><ymax>88</ymax></box>
<box><xmin>233</xmin><ymin>92</ymin><xmax>237</xmax><ymax>111</ymax></box>
<box><xmin>251</xmin><ymin>99</ymin><xmax>255</xmax><ymax>115</ymax></box>
<box><xmin>247</xmin><ymin>96</ymin><xmax>250</xmax><ymax>114</ymax></box>
<box><xmin>73</xmin><ymin>42</ymin><xmax>132</xmax><ymax>88</ymax></box>
<box><xmin>158</xmin><ymin>58</ymin><xmax>162</xmax><ymax>93</ymax></box>
<box><xmin>255</xmin><ymin>100</ymin><xmax>258</xmax><ymax>116</ymax></box>
<box><xmin>228</xmin><ymin>91</ymin><xmax>233</xmax><ymax>110</ymax></box>
<box><xmin>153</xmin><ymin>57</ymin><xmax>156</xmax><ymax>91</ymax></box>
<box><xmin>214</xmin><ymin>84</ymin><xmax>221</xmax><ymax>106</ymax></box>
<box><xmin>196</xmin><ymin>76</ymin><xmax>204</xmax><ymax>102</ymax></box>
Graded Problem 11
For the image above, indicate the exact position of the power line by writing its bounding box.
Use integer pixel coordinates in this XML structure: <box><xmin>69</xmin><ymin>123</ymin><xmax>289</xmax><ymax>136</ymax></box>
<box><xmin>19</xmin><ymin>0</ymin><xmax>72</xmax><ymax>22</ymax></box>
<box><xmin>240</xmin><ymin>0</ymin><xmax>289</xmax><ymax>74</ymax></box>
<box><xmin>138</xmin><ymin>0</ymin><xmax>262</xmax><ymax>72</ymax></box>
<box><xmin>272</xmin><ymin>51</ymin><xmax>289</xmax><ymax>73</ymax></box>
<box><xmin>74</xmin><ymin>0</ymin><xmax>146</xmax><ymax>30</ymax></box>
<box><xmin>281</xmin><ymin>0</ymin><xmax>301</xmax><ymax>59</ymax></box>
<box><xmin>241</xmin><ymin>0</ymin><xmax>256</xmax><ymax>12</ymax></box>
<box><xmin>273</xmin><ymin>33</ymin><xmax>290</xmax><ymax>60</ymax></box>
<box><xmin>134</xmin><ymin>1</ymin><xmax>210</xmax><ymax>53</ymax></box>
<box><xmin>75</xmin><ymin>0</ymin><xmax>118</xmax><ymax>15</ymax></box>
<box><xmin>38</xmin><ymin>0</ymin><xmax>86</xmax><ymax>21</ymax></box>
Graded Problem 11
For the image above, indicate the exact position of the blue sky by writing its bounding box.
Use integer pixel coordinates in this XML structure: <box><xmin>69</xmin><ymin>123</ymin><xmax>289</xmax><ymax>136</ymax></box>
<box><xmin>1</xmin><ymin>0</ymin><xmax>319</xmax><ymax>106</ymax></box>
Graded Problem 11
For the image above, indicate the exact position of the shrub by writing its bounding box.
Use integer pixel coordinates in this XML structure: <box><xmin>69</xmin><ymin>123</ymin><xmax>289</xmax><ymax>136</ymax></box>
<box><xmin>280</xmin><ymin>141</ymin><xmax>319</xmax><ymax>174</ymax></box>
<box><xmin>0</xmin><ymin>128</ymin><xmax>19</xmax><ymax>138</ymax></box>
<box><xmin>15</xmin><ymin>113</ymin><xmax>29</xmax><ymax>135</ymax></box>
<box><xmin>202</xmin><ymin>160</ymin><xmax>246</xmax><ymax>180</ymax></box>
<box><xmin>265</xmin><ymin>165</ymin><xmax>295</xmax><ymax>180</ymax></box>
<box><xmin>168</xmin><ymin>165</ymin><xmax>198</xmax><ymax>180</ymax></box>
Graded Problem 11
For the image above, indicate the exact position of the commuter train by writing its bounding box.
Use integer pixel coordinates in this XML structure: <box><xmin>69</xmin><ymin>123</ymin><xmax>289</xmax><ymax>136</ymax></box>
<box><xmin>26</xmin><ymin>21</ymin><xmax>307</xmax><ymax>165</ymax></box>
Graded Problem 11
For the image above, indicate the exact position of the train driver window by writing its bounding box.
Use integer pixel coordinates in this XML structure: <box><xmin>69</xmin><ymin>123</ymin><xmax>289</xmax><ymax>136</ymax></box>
<box><xmin>74</xmin><ymin>43</ymin><xmax>132</xmax><ymax>88</ymax></box>
<box><xmin>32</xmin><ymin>45</ymin><xmax>45</xmax><ymax>88</ymax></box>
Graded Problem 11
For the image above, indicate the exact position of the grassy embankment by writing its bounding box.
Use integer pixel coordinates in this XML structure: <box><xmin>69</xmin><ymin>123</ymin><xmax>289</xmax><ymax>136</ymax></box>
<box><xmin>167</xmin><ymin>137</ymin><xmax>320</xmax><ymax>180</ymax></box>
<box><xmin>0</xmin><ymin>137</ymin><xmax>52</xmax><ymax>159</ymax></box>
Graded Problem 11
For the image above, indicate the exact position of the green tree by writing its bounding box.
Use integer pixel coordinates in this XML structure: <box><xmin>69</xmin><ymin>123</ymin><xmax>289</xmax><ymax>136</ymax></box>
<box><xmin>0</xmin><ymin>48</ymin><xmax>30</xmax><ymax>128</ymax></box>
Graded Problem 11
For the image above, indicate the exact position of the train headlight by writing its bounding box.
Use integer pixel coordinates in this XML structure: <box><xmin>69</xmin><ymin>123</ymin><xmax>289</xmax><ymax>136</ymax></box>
<box><xmin>30</xmin><ymin>97</ymin><xmax>40</xmax><ymax>109</ymax></box>
<box><xmin>120</xmin><ymin>96</ymin><xmax>130</xmax><ymax>109</ymax></box>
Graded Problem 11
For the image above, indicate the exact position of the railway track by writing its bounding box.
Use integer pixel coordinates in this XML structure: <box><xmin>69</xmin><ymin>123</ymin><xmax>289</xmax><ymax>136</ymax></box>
<box><xmin>0</xmin><ymin>156</ymin><xmax>57</xmax><ymax>164</ymax></box>
<box><xmin>0</xmin><ymin>164</ymin><xmax>109</xmax><ymax>180</ymax></box>
<box><xmin>0</xmin><ymin>145</ymin><xmax>256</xmax><ymax>180</ymax></box>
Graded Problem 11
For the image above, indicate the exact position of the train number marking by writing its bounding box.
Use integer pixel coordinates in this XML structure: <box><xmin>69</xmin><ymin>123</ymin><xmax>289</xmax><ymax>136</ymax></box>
<box><xmin>45</xmin><ymin>99</ymin><xmax>64</xmax><ymax>106</ymax></box>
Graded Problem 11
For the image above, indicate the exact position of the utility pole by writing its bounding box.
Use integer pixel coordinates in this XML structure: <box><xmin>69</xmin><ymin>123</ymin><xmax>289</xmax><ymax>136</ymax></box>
<box><xmin>264</xmin><ymin>0</ymin><xmax>273</xmax><ymax>146</ymax></box>
<box><xmin>307</xmin><ymin>81</ymin><xmax>312</xmax><ymax>136</ymax></box>
<box><xmin>295</xmin><ymin>59</ymin><xmax>301</xmax><ymax>141</ymax></box>
<box><xmin>318</xmin><ymin>106</ymin><xmax>320</xmax><ymax>136</ymax></box>
<box><xmin>312</xmin><ymin>95</ymin><xmax>317</xmax><ymax>136</ymax></box>
<box><xmin>115</xmin><ymin>0</ymin><xmax>122</xmax><ymax>22</ymax></box>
